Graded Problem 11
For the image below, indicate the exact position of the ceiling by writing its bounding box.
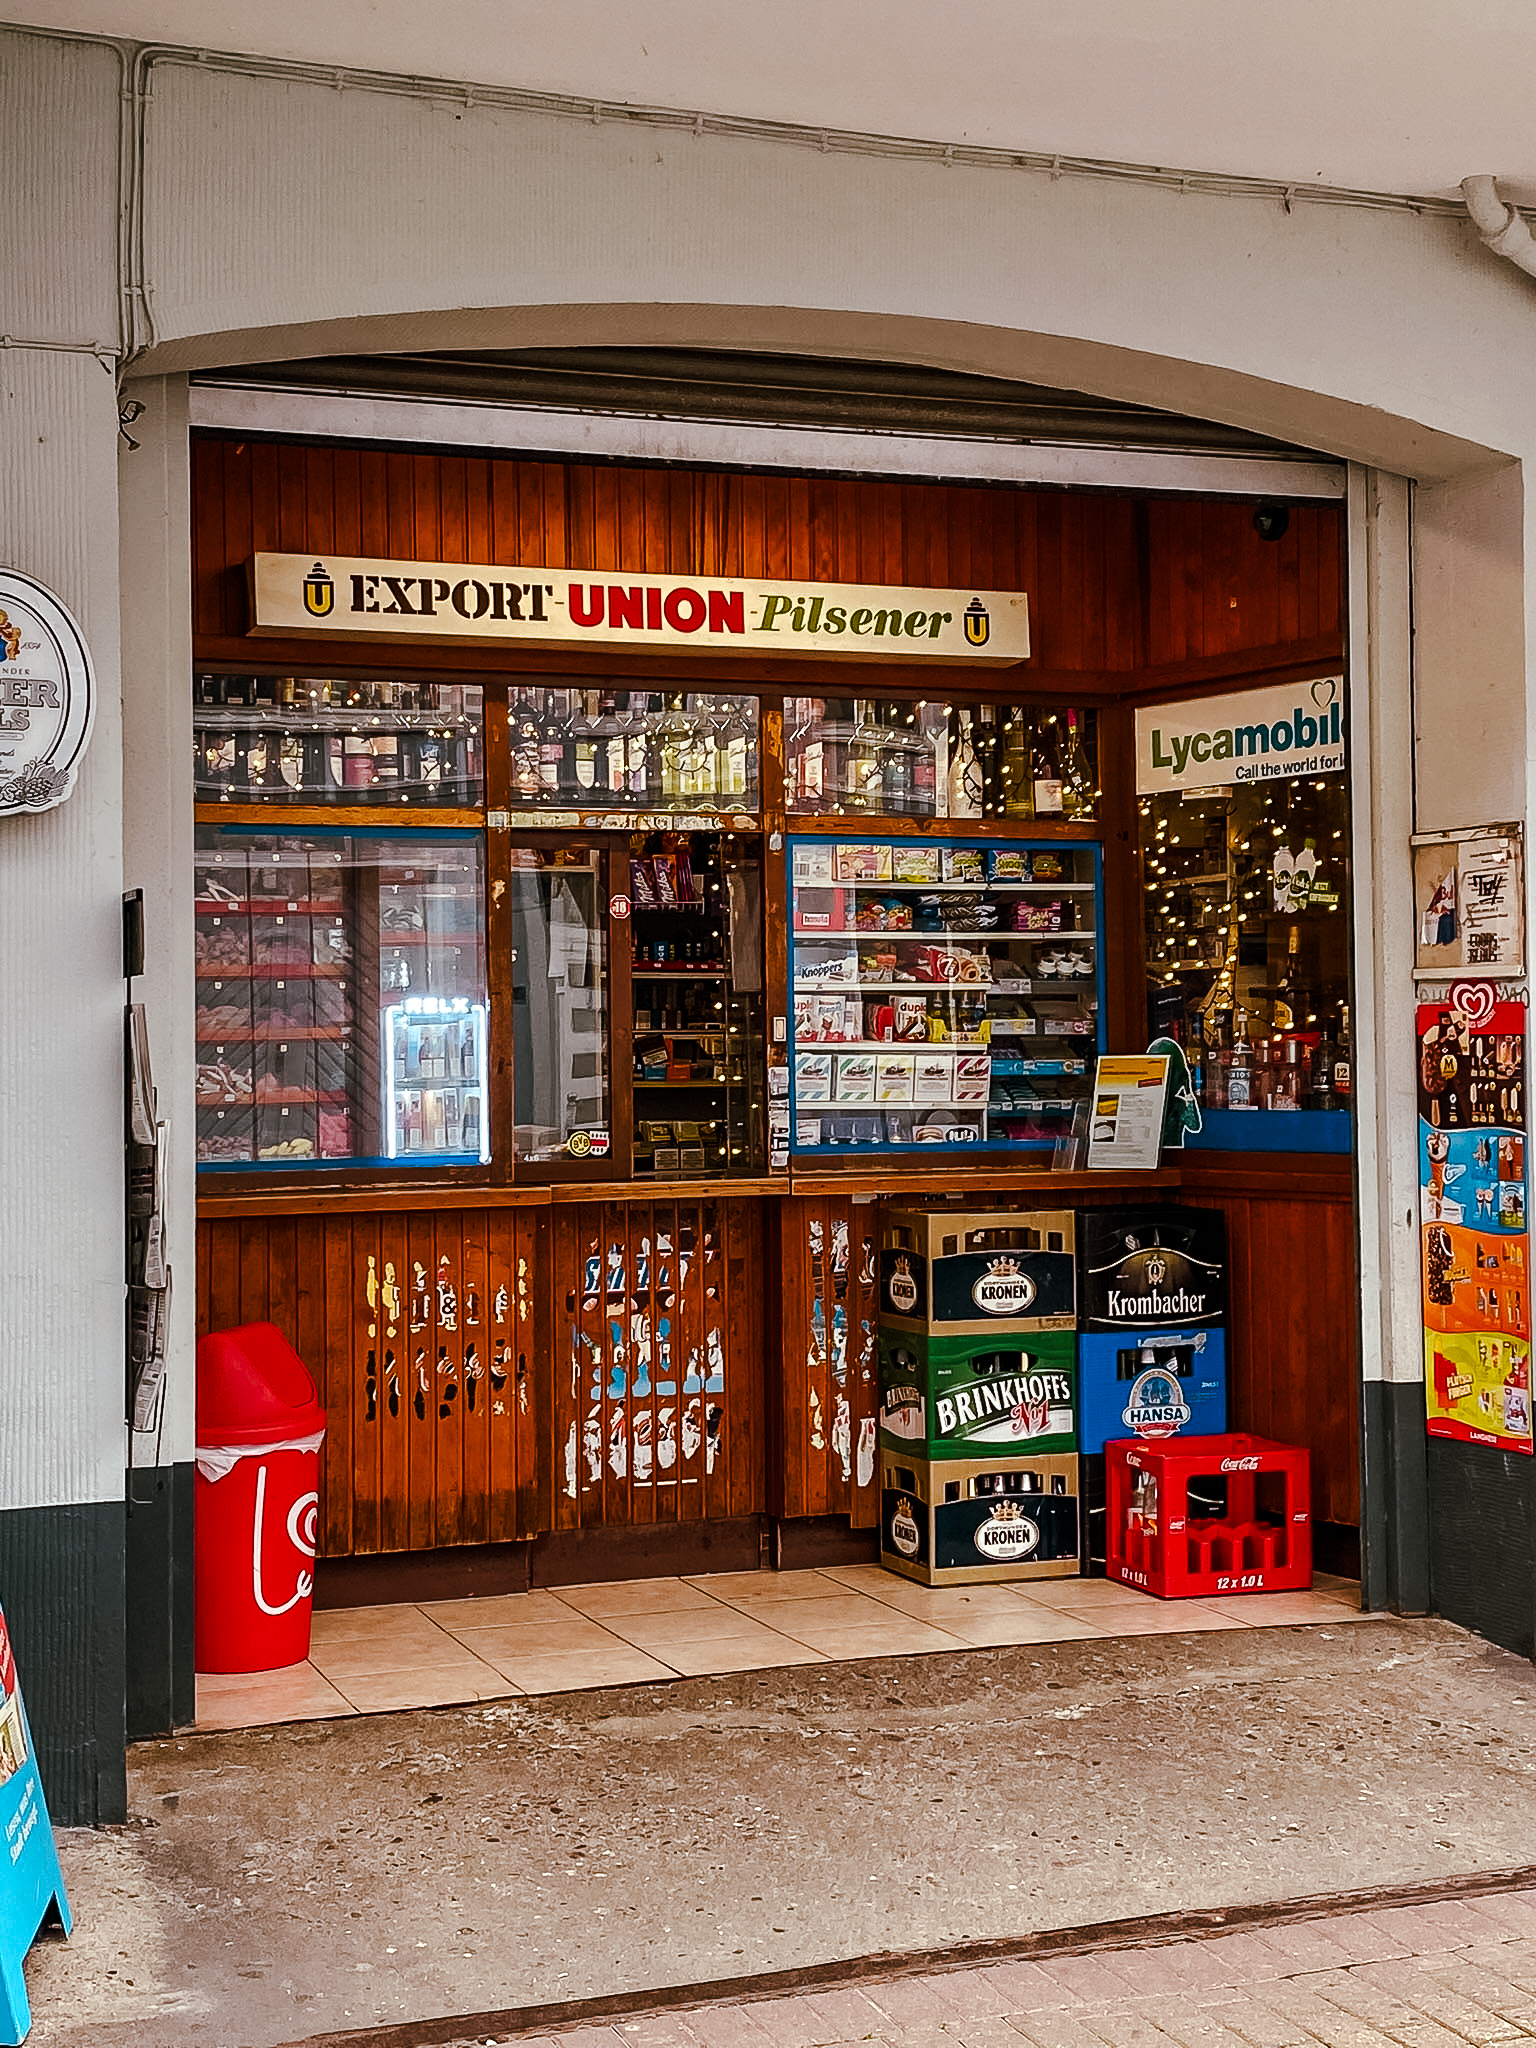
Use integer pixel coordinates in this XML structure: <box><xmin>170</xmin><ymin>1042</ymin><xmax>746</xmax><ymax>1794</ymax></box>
<box><xmin>14</xmin><ymin>0</ymin><xmax>1536</xmax><ymax>205</ymax></box>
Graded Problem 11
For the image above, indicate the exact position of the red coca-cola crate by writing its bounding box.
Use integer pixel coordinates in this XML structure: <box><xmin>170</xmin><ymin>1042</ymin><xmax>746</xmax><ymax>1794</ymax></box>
<box><xmin>1105</xmin><ymin>1432</ymin><xmax>1311</xmax><ymax>1599</ymax></box>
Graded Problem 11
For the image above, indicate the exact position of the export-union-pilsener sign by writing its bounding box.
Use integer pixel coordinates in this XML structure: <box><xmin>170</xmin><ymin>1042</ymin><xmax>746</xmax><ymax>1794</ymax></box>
<box><xmin>249</xmin><ymin>553</ymin><xmax>1030</xmax><ymax>666</ymax></box>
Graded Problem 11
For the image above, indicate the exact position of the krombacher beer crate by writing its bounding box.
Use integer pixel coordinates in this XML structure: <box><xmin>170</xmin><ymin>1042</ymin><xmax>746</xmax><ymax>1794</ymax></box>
<box><xmin>879</xmin><ymin>1209</ymin><xmax>1076</xmax><ymax>1337</ymax></box>
<box><xmin>880</xmin><ymin>1450</ymin><xmax>1081</xmax><ymax>1585</ymax></box>
<box><xmin>879</xmin><ymin>1327</ymin><xmax>1078</xmax><ymax>1460</ymax></box>
<box><xmin>1076</xmin><ymin>1205</ymin><xmax>1228</xmax><ymax>1456</ymax></box>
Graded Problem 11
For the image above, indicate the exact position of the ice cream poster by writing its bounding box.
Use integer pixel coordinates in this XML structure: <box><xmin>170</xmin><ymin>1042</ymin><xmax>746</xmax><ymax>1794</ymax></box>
<box><xmin>0</xmin><ymin>1602</ymin><xmax>71</xmax><ymax>2043</ymax></box>
<box><xmin>1424</xmin><ymin>1328</ymin><xmax>1533</xmax><ymax>1454</ymax></box>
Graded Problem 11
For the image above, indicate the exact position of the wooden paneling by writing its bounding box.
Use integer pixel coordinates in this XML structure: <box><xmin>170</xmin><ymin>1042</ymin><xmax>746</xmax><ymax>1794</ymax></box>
<box><xmin>198</xmin><ymin>1206</ymin><xmax>545</xmax><ymax>1558</ymax></box>
<box><xmin>1181</xmin><ymin>1157</ymin><xmax>1360</xmax><ymax>1530</ymax></box>
<box><xmin>773</xmin><ymin>1195</ymin><xmax>882</xmax><ymax>1527</ymax></box>
<box><xmin>191</xmin><ymin>435</ymin><xmax>1343</xmax><ymax>688</ymax></box>
<box><xmin>547</xmin><ymin>1196</ymin><xmax>766</xmax><ymax>1529</ymax></box>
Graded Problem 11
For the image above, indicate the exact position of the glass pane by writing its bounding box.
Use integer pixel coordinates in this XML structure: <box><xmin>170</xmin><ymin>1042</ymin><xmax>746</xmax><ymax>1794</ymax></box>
<box><xmin>195</xmin><ymin>827</ymin><xmax>487</xmax><ymax>1169</ymax></box>
<box><xmin>628</xmin><ymin>833</ymin><xmax>765</xmax><ymax>1177</ymax></box>
<box><xmin>509</xmin><ymin>848</ymin><xmax>610</xmax><ymax>1164</ymax></box>
<box><xmin>786</xmin><ymin>835</ymin><xmax>1102</xmax><ymax>1155</ymax></box>
<box><xmin>194</xmin><ymin>676</ymin><xmax>484</xmax><ymax>807</ymax></box>
<box><xmin>785</xmin><ymin>697</ymin><xmax>1098</xmax><ymax>822</ymax></box>
<box><xmin>503</xmin><ymin>685</ymin><xmax>759</xmax><ymax>817</ymax></box>
<box><xmin>1141</xmin><ymin>774</ymin><xmax>1351</xmax><ymax>1113</ymax></box>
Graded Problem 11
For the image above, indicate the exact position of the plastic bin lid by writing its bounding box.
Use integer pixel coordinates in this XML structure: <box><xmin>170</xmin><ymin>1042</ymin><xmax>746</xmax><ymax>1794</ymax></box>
<box><xmin>196</xmin><ymin>1322</ymin><xmax>325</xmax><ymax>1448</ymax></box>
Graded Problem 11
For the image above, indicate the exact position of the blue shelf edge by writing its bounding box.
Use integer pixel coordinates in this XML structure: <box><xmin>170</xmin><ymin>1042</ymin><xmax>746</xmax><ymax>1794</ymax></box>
<box><xmin>1183</xmin><ymin>1109</ymin><xmax>1353</xmax><ymax>1155</ymax></box>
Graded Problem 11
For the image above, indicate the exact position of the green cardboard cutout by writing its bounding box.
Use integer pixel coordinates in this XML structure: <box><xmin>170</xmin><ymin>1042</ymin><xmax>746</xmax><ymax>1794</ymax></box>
<box><xmin>1148</xmin><ymin>1036</ymin><xmax>1203</xmax><ymax>1150</ymax></box>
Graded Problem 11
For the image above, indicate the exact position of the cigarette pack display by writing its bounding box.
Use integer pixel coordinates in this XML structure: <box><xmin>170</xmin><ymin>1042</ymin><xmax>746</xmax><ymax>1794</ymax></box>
<box><xmin>881</xmin><ymin>1450</ymin><xmax>1081</xmax><ymax>1585</ymax></box>
<box><xmin>879</xmin><ymin>1208</ymin><xmax>1076</xmax><ymax>1334</ymax></box>
<box><xmin>834</xmin><ymin>1052</ymin><xmax>877</xmax><ymax>1104</ymax></box>
<box><xmin>835</xmin><ymin>842</ymin><xmax>893</xmax><ymax>883</ymax></box>
<box><xmin>879</xmin><ymin>1327</ymin><xmax>1078</xmax><ymax>1459</ymax></box>
<box><xmin>876</xmin><ymin>1052</ymin><xmax>915</xmax><ymax>1103</ymax></box>
<box><xmin>794</xmin><ymin>1051</ymin><xmax>833</xmax><ymax>1104</ymax></box>
<box><xmin>912</xmin><ymin>1051</ymin><xmax>954</xmax><ymax>1103</ymax></box>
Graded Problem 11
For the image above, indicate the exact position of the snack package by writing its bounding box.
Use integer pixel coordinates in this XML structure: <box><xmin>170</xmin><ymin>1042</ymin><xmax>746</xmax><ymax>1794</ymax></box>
<box><xmin>815</xmin><ymin>994</ymin><xmax>851</xmax><ymax>1042</ymax></box>
<box><xmin>834</xmin><ymin>1052</ymin><xmax>877</xmax><ymax>1104</ymax></box>
<box><xmin>942</xmin><ymin>845</ymin><xmax>987</xmax><ymax>883</ymax></box>
<box><xmin>986</xmin><ymin>849</ymin><xmax>1031</xmax><ymax>881</ymax></box>
<box><xmin>652</xmin><ymin>853</ymin><xmax>679</xmax><ymax>908</ymax></box>
<box><xmin>893</xmin><ymin>993</ymin><xmax>929</xmax><ymax>1040</ymax></box>
<box><xmin>796</xmin><ymin>1117</ymin><xmax>825</xmax><ymax>1147</ymax></box>
<box><xmin>891</xmin><ymin>844</ymin><xmax>942</xmax><ymax>883</ymax></box>
<box><xmin>835</xmin><ymin>842</ymin><xmax>893</xmax><ymax>883</ymax></box>
<box><xmin>795</xmin><ymin>1050</ymin><xmax>834</xmax><ymax>1104</ymax></box>
<box><xmin>629</xmin><ymin>857</ymin><xmax>658</xmax><ymax>910</ymax></box>
<box><xmin>795</xmin><ymin>886</ymin><xmax>846</xmax><ymax>933</ymax></box>
<box><xmin>951</xmin><ymin>1051</ymin><xmax>992</xmax><ymax>1103</ymax></box>
<box><xmin>876</xmin><ymin>1051</ymin><xmax>915</xmax><ymax>1103</ymax></box>
<box><xmin>675</xmin><ymin>845</ymin><xmax>696</xmax><ymax>906</ymax></box>
<box><xmin>793</xmin><ymin>994</ymin><xmax>817</xmax><ymax>1040</ymax></box>
<box><xmin>1013</xmin><ymin>899</ymin><xmax>1063</xmax><ymax>933</ymax></box>
<box><xmin>792</xmin><ymin>843</ymin><xmax>836</xmax><ymax>886</ymax></box>
<box><xmin>912</xmin><ymin>1051</ymin><xmax>954</xmax><ymax>1103</ymax></box>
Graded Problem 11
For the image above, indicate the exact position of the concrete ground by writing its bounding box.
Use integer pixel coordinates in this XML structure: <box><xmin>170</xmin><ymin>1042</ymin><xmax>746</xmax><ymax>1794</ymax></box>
<box><xmin>22</xmin><ymin>1614</ymin><xmax>1536</xmax><ymax>2048</ymax></box>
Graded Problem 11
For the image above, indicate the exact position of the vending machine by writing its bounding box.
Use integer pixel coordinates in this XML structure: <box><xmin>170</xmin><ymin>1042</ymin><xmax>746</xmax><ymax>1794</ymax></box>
<box><xmin>1077</xmin><ymin>1205</ymin><xmax>1228</xmax><ymax>1570</ymax></box>
<box><xmin>383</xmin><ymin>995</ymin><xmax>490</xmax><ymax>1163</ymax></box>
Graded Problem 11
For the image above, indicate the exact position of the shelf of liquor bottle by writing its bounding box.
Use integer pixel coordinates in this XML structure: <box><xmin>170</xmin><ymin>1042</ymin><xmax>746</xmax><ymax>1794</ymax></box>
<box><xmin>785</xmin><ymin>815</ymin><xmax>1099</xmax><ymax>839</ymax></box>
<box><xmin>197</xmin><ymin>1090</ymin><xmax>350</xmax><ymax>1107</ymax></box>
<box><xmin>634</xmin><ymin>1079</ymin><xmax>738</xmax><ymax>1091</ymax></box>
<box><xmin>196</xmin><ymin>898</ymin><xmax>351</xmax><ymax>916</ymax></box>
<box><xmin>194</xmin><ymin>706</ymin><xmax>481</xmax><ymax>733</ymax></box>
<box><xmin>631</xmin><ymin>968</ymin><xmax>728</xmax><ymax>981</ymax></box>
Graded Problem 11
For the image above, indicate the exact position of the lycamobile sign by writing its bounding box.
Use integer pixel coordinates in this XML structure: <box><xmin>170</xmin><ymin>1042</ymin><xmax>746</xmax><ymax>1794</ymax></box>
<box><xmin>1134</xmin><ymin>676</ymin><xmax>1346</xmax><ymax>794</ymax></box>
<box><xmin>249</xmin><ymin>554</ymin><xmax>1031</xmax><ymax>666</ymax></box>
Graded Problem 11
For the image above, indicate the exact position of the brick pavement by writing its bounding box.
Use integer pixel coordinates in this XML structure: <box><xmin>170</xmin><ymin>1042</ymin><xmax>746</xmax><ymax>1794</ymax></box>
<box><xmin>434</xmin><ymin>1889</ymin><xmax>1536</xmax><ymax>2048</ymax></box>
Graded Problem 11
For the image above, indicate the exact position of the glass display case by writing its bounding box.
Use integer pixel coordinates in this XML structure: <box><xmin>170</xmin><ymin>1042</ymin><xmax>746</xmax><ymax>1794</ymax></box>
<box><xmin>194</xmin><ymin>676</ymin><xmax>484</xmax><ymax>807</ymax></box>
<box><xmin>787</xmin><ymin>834</ymin><xmax>1104</xmax><ymax>1156</ymax></box>
<box><xmin>508</xmin><ymin>846</ymin><xmax>609</xmax><ymax>1167</ymax></box>
<box><xmin>195</xmin><ymin>826</ymin><xmax>487</xmax><ymax>1168</ymax></box>
<box><xmin>502</xmin><ymin>686</ymin><xmax>760</xmax><ymax>818</ymax></box>
<box><xmin>784</xmin><ymin>698</ymin><xmax>1098</xmax><ymax>822</ymax></box>
<box><xmin>1141</xmin><ymin>771</ymin><xmax>1351</xmax><ymax>1148</ymax></box>
<box><xmin>628</xmin><ymin>835</ymin><xmax>765</xmax><ymax>1177</ymax></box>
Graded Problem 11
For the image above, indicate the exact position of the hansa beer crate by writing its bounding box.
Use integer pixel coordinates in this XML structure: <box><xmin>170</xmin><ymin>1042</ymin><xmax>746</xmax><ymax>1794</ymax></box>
<box><xmin>878</xmin><ymin>1326</ymin><xmax>1078</xmax><ymax>1460</ymax></box>
<box><xmin>880</xmin><ymin>1449</ymin><xmax>1081</xmax><ymax>1585</ymax></box>
<box><xmin>878</xmin><ymin>1209</ymin><xmax>1077</xmax><ymax>1337</ymax></box>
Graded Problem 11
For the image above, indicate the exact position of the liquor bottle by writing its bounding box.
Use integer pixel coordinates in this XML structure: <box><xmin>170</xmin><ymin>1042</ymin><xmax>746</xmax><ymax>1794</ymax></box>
<box><xmin>975</xmin><ymin>704</ymin><xmax>1002</xmax><ymax>815</ymax></box>
<box><xmin>658</xmin><ymin>696</ymin><xmax>692</xmax><ymax>803</ymax></box>
<box><xmin>880</xmin><ymin>704</ymin><xmax>915</xmax><ymax>815</ymax></box>
<box><xmin>846</xmin><ymin>700</ymin><xmax>883</xmax><ymax>812</ymax></box>
<box><xmin>1273</xmin><ymin>923</ymin><xmax>1302</xmax><ymax>1031</ymax></box>
<box><xmin>1227</xmin><ymin>1011</ymin><xmax>1255</xmax><ymax>1108</ymax></box>
<box><xmin>1334</xmin><ymin>1004</ymin><xmax>1352</xmax><ymax>1102</ymax></box>
<box><xmin>1310</xmin><ymin>1026</ymin><xmax>1337</xmax><ymax>1111</ymax></box>
<box><xmin>687</xmin><ymin>699</ymin><xmax>717</xmax><ymax>803</ymax></box>
<box><xmin>508</xmin><ymin>685</ymin><xmax>543</xmax><ymax>800</ymax></box>
<box><xmin>947</xmin><ymin>709</ymin><xmax>982</xmax><ymax>818</ymax></box>
<box><xmin>1187</xmin><ymin>1023</ymin><xmax>1206</xmax><ymax>1106</ymax></box>
<box><xmin>1031</xmin><ymin>715</ymin><xmax>1065</xmax><ymax>816</ymax></box>
<box><xmin>911</xmin><ymin>704</ymin><xmax>939</xmax><ymax>817</ymax></box>
<box><xmin>1000</xmin><ymin>709</ymin><xmax>1034</xmax><ymax>820</ymax></box>
<box><xmin>568</xmin><ymin>692</ymin><xmax>599</xmax><ymax>797</ymax></box>
<box><xmin>787</xmin><ymin>697</ymin><xmax>824</xmax><ymax>809</ymax></box>
<box><xmin>640</xmin><ymin>695</ymin><xmax>666</xmax><ymax>805</ymax></box>
<box><xmin>1061</xmin><ymin>708</ymin><xmax>1096</xmax><ymax>817</ymax></box>
<box><xmin>715</xmin><ymin>698</ymin><xmax>751</xmax><ymax>802</ymax></box>
<box><xmin>537</xmin><ymin>690</ymin><xmax>565</xmax><ymax>797</ymax></box>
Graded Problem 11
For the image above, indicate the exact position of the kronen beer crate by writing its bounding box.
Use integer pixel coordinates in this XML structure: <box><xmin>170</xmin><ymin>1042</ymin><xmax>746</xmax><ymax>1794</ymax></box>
<box><xmin>881</xmin><ymin>1450</ymin><xmax>1081</xmax><ymax>1585</ymax></box>
<box><xmin>878</xmin><ymin>1327</ymin><xmax>1078</xmax><ymax>1461</ymax></box>
<box><xmin>879</xmin><ymin>1209</ymin><xmax>1077</xmax><ymax>1337</ymax></box>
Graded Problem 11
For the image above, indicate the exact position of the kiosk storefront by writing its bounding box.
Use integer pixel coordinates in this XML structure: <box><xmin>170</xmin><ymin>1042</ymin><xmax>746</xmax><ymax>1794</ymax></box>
<box><xmin>186</xmin><ymin>408</ymin><xmax>1359</xmax><ymax>1604</ymax></box>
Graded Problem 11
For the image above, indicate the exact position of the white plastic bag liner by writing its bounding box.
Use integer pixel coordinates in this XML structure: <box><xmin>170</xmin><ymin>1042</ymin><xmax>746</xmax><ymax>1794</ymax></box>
<box><xmin>196</xmin><ymin>1430</ymin><xmax>325</xmax><ymax>1482</ymax></box>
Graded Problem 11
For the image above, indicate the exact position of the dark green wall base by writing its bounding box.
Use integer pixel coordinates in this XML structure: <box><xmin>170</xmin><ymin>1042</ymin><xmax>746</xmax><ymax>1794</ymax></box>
<box><xmin>1362</xmin><ymin>1378</ymin><xmax>1430</xmax><ymax>1615</ymax></box>
<box><xmin>1427</xmin><ymin>1436</ymin><xmax>1535</xmax><ymax>1659</ymax></box>
<box><xmin>126</xmin><ymin>1462</ymin><xmax>195</xmax><ymax>1740</ymax></box>
<box><xmin>0</xmin><ymin>1500</ymin><xmax>126</xmax><ymax>1826</ymax></box>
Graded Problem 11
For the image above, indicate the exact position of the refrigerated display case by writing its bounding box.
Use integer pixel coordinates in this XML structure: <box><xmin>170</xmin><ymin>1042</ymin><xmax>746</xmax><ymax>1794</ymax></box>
<box><xmin>787</xmin><ymin>834</ymin><xmax>1105</xmax><ymax>1156</ymax></box>
<box><xmin>195</xmin><ymin>826</ymin><xmax>486</xmax><ymax>1168</ymax></box>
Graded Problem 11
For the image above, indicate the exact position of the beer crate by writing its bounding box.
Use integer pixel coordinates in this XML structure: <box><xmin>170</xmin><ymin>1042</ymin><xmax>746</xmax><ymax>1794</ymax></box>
<box><xmin>1076</xmin><ymin>1204</ymin><xmax>1229</xmax><ymax>1456</ymax></box>
<box><xmin>880</xmin><ymin>1449</ymin><xmax>1081</xmax><ymax>1586</ymax></box>
<box><xmin>1105</xmin><ymin>1432</ymin><xmax>1312</xmax><ymax>1599</ymax></box>
<box><xmin>878</xmin><ymin>1208</ymin><xmax>1076</xmax><ymax>1337</ymax></box>
<box><xmin>879</xmin><ymin>1326</ymin><xmax>1077</xmax><ymax>1460</ymax></box>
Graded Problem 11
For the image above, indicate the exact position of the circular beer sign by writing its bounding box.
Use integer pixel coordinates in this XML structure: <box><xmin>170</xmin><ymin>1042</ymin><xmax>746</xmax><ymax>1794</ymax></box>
<box><xmin>973</xmin><ymin>1508</ymin><xmax>1040</xmax><ymax>1561</ymax></box>
<box><xmin>0</xmin><ymin>568</ymin><xmax>96</xmax><ymax>818</ymax></box>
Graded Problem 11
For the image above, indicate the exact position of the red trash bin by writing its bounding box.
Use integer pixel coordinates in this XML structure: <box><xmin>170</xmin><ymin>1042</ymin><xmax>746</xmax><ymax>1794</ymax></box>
<box><xmin>195</xmin><ymin>1323</ymin><xmax>326</xmax><ymax>1674</ymax></box>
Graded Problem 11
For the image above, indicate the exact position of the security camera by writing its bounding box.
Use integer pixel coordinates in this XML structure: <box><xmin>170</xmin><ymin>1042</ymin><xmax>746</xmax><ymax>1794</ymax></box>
<box><xmin>1253</xmin><ymin>502</ymin><xmax>1290</xmax><ymax>543</ymax></box>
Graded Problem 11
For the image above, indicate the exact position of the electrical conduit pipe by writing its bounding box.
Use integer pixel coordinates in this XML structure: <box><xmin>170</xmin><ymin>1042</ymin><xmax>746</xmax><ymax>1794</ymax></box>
<box><xmin>1461</xmin><ymin>175</ymin><xmax>1536</xmax><ymax>281</ymax></box>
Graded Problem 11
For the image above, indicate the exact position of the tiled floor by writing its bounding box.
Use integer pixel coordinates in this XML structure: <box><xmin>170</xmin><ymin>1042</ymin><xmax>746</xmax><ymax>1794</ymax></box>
<box><xmin>193</xmin><ymin>1567</ymin><xmax>1369</xmax><ymax>1731</ymax></box>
